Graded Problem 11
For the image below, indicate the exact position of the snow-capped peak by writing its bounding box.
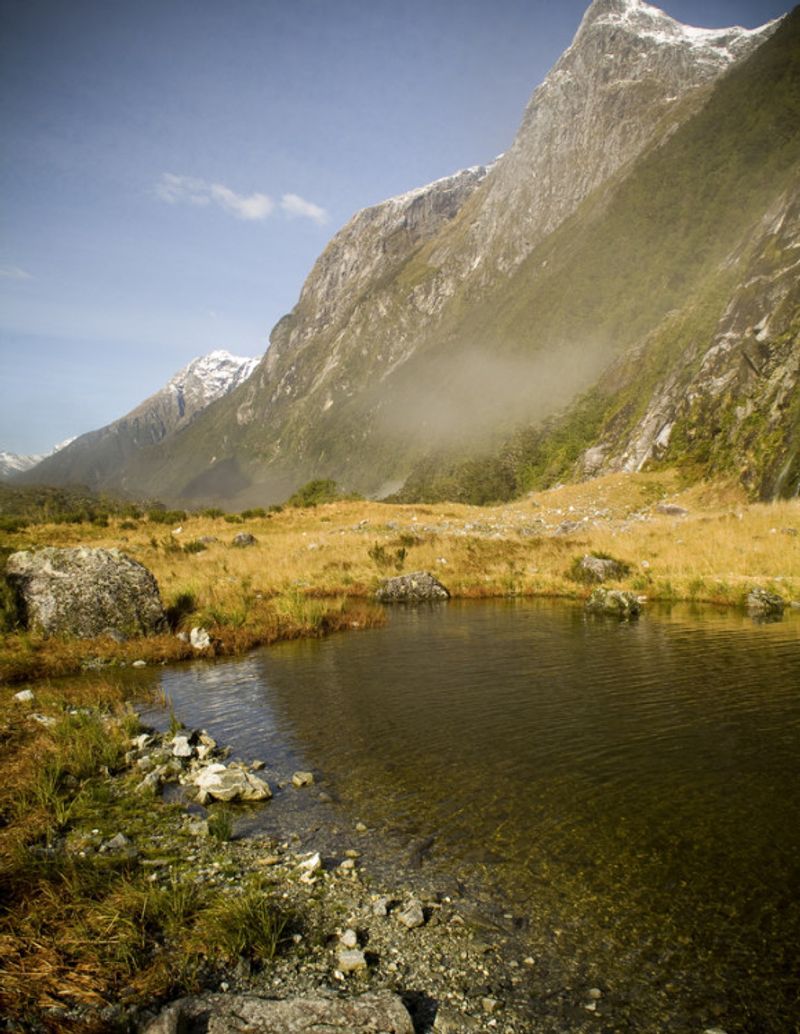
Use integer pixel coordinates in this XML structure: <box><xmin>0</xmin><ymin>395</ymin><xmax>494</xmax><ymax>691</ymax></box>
<box><xmin>580</xmin><ymin>0</ymin><xmax>781</xmax><ymax>63</ymax></box>
<box><xmin>167</xmin><ymin>349</ymin><xmax>259</xmax><ymax>405</ymax></box>
<box><xmin>0</xmin><ymin>437</ymin><xmax>76</xmax><ymax>478</ymax></box>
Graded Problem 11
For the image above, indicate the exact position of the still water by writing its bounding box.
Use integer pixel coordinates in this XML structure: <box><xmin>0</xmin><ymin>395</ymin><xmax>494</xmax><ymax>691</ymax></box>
<box><xmin>142</xmin><ymin>600</ymin><xmax>800</xmax><ymax>1032</ymax></box>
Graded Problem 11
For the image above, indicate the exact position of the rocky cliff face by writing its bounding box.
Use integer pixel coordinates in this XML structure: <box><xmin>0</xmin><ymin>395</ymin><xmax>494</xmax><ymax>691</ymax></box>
<box><xmin>19</xmin><ymin>350</ymin><xmax>257</xmax><ymax>491</ymax></box>
<box><xmin>590</xmin><ymin>183</ymin><xmax>800</xmax><ymax>498</ymax></box>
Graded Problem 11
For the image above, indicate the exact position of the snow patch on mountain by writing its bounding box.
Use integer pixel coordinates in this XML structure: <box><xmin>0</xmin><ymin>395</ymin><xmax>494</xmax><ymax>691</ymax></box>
<box><xmin>167</xmin><ymin>349</ymin><xmax>259</xmax><ymax>406</ymax></box>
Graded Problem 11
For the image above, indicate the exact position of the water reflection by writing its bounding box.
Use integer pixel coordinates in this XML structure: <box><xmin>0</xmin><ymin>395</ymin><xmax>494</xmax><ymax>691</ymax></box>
<box><xmin>138</xmin><ymin>601</ymin><xmax>800</xmax><ymax>1032</ymax></box>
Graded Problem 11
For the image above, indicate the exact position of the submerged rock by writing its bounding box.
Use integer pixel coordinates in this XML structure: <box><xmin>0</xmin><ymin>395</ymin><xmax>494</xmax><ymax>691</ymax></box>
<box><xmin>376</xmin><ymin>571</ymin><xmax>450</xmax><ymax>603</ymax></box>
<box><xmin>746</xmin><ymin>588</ymin><xmax>785</xmax><ymax>615</ymax></box>
<box><xmin>141</xmin><ymin>992</ymin><xmax>414</xmax><ymax>1033</ymax></box>
<box><xmin>5</xmin><ymin>547</ymin><xmax>167</xmax><ymax>638</ymax></box>
<box><xmin>585</xmin><ymin>588</ymin><xmax>642</xmax><ymax>618</ymax></box>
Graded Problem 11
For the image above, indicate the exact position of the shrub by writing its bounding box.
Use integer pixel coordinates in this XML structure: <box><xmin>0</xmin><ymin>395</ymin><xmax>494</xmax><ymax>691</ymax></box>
<box><xmin>286</xmin><ymin>479</ymin><xmax>341</xmax><ymax>508</ymax></box>
<box><xmin>182</xmin><ymin>540</ymin><xmax>207</xmax><ymax>555</ymax></box>
<box><xmin>240</xmin><ymin>507</ymin><xmax>267</xmax><ymax>519</ymax></box>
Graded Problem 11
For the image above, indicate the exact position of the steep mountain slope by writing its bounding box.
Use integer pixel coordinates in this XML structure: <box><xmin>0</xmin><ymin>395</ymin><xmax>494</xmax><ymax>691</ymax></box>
<box><xmin>112</xmin><ymin>0</ymin><xmax>785</xmax><ymax>507</ymax></box>
<box><xmin>20</xmin><ymin>350</ymin><xmax>258</xmax><ymax>492</ymax></box>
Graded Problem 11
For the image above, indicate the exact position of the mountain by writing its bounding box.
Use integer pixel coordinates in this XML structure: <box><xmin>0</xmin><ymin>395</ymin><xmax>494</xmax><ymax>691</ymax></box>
<box><xmin>26</xmin><ymin>0</ymin><xmax>798</xmax><ymax>505</ymax></box>
<box><xmin>0</xmin><ymin>438</ymin><xmax>75</xmax><ymax>481</ymax></box>
<box><xmin>19</xmin><ymin>350</ymin><xmax>258</xmax><ymax>492</ymax></box>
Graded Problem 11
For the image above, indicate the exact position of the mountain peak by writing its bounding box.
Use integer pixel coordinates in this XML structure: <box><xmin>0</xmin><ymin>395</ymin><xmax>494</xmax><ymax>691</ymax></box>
<box><xmin>578</xmin><ymin>0</ymin><xmax>780</xmax><ymax>58</ymax></box>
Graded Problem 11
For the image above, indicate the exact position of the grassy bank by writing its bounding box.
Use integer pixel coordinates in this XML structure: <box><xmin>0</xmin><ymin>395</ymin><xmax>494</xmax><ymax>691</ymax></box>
<box><xmin>2</xmin><ymin>471</ymin><xmax>799</xmax><ymax>683</ymax></box>
<box><xmin>0</xmin><ymin>681</ymin><xmax>300</xmax><ymax>1031</ymax></box>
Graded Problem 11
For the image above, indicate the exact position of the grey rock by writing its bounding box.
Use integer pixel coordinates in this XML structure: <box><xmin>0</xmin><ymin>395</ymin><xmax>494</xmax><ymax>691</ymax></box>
<box><xmin>656</xmin><ymin>503</ymin><xmax>689</xmax><ymax>517</ymax></box>
<box><xmin>140</xmin><ymin>992</ymin><xmax>414</xmax><ymax>1033</ymax></box>
<box><xmin>577</xmin><ymin>554</ymin><xmax>628</xmax><ymax>583</ymax></box>
<box><xmin>376</xmin><ymin>571</ymin><xmax>450</xmax><ymax>603</ymax></box>
<box><xmin>232</xmin><ymin>532</ymin><xmax>257</xmax><ymax>548</ymax></box>
<box><xmin>434</xmin><ymin>1005</ymin><xmax>482</xmax><ymax>1032</ymax></box>
<box><xmin>396</xmin><ymin>899</ymin><xmax>425</xmax><ymax>929</ymax></box>
<box><xmin>13</xmin><ymin>689</ymin><xmax>34</xmax><ymax>703</ymax></box>
<box><xmin>746</xmin><ymin>588</ymin><xmax>785</xmax><ymax>615</ymax></box>
<box><xmin>585</xmin><ymin>588</ymin><xmax>642</xmax><ymax>618</ymax></box>
<box><xmin>192</xmin><ymin>763</ymin><xmax>272</xmax><ymax>803</ymax></box>
<box><xmin>5</xmin><ymin>547</ymin><xmax>167</xmax><ymax>638</ymax></box>
<box><xmin>171</xmin><ymin>735</ymin><xmax>193</xmax><ymax>758</ymax></box>
<box><xmin>189</xmin><ymin>626</ymin><xmax>211</xmax><ymax>649</ymax></box>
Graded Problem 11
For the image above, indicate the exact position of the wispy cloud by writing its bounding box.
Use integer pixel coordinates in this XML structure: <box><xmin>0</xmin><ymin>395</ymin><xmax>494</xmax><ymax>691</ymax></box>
<box><xmin>0</xmin><ymin>265</ymin><xmax>33</xmax><ymax>280</ymax></box>
<box><xmin>155</xmin><ymin>173</ymin><xmax>273</xmax><ymax>221</ymax></box>
<box><xmin>155</xmin><ymin>174</ymin><xmax>327</xmax><ymax>226</ymax></box>
<box><xmin>281</xmin><ymin>193</ymin><xmax>328</xmax><ymax>225</ymax></box>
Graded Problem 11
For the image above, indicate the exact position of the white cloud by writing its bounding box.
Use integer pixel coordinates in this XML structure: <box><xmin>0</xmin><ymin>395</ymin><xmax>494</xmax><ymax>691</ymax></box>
<box><xmin>210</xmin><ymin>183</ymin><xmax>273</xmax><ymax>221</ymax></box>
<box><xmin>0</xmin><ymin>265</ymin><xmax>33</xmax><ymax>280</ymax></box>
<box><xmin>155</xmin><ymin>173</ymin><xmax>273</xmax><ymax>221</ymax></box>
<box><xmin>281</xmin><ymin>193</ymin><xmax>328</xmax><ymax>225</ymax></box>
<box><xmin>155</xmin><ymin>175</ymin><xmax>326</xmax><ymax>226</ymax></box>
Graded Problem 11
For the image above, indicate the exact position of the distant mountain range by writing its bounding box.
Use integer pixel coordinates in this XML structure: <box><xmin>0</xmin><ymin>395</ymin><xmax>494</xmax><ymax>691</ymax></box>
<box><xmin>12</xmin><ymin>350</ymin><xmax>257</xmax><ymax>490</ymax></box>
<box><xmin>13</xmin><ymin>0</ymin><xmax>800</xmax><ymax>505</ymax></box>
<box><xmin>0</xmin><ymin>438</ymin><xmax>75</xmax><ymax>480</ymax></box>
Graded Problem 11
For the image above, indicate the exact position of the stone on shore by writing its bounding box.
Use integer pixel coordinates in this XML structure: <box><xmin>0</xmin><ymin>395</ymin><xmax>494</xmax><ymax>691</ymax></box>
<box><xmin>376</xmin><ymin>571</ymin><xmax>450</xmax><ymax>603</ymax></box>
<box><xmin>5</xmin><ymin>547</ymin><xmax>167</xmax><ymax>638</ymax></box>
<box><xmin>576</xmin><ymin>554</ymin><xmax>628</xmax><ymax>583</ymax></box>
<box><xmin>292</xmin><ymin>770</ymin><xmax>315</xmax><ymax>787</ymax></box>
<box><xmin>192</xmin><ymin>762</ymin><xmax>271</xmax><ymax>803</ymax></box>
<box><xmin>140</xmin><ymin>992</ymin><xmax>414</xmax><ymax>1034</ymax></box>
<box><xmin>190</xmin><ymin>626</ymin><xmax>211</xmax><ymax>649</ymax></box>
<box><xmin>585</xmin><ymin>588</ymin><xmax>641</xmax><ymax>618</ymax></box>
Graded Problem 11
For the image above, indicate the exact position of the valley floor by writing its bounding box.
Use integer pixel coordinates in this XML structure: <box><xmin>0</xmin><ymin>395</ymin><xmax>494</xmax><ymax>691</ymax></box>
<box><xmin>1</xmin><ymin>470</ymin><xmax>798</xmax><ymax>683</ymax></box>
<box><xmin>1</xmin><ymin>470</ymin><xmax>798</xmax><ymax>1030</ymax></box>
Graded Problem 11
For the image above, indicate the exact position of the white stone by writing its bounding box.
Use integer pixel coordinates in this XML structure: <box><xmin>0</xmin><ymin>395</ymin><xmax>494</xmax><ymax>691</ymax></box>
<box><xmin>190</xmin><ymin>626</ymin><xmax>211</xmax><ymax>649</ymax></box>
<box><xmin>13</xmin><ymin>689</ymin><xmax>34</xmax><ymax>703</ymax></box>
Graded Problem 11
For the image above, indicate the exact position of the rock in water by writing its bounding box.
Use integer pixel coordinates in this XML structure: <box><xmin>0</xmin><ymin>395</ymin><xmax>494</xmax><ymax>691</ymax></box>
<box><xmin>746</xmin><ymin>588</ymin><xmax>785</xmax><ymax>615</ymax></box>
<box><xmin>585</xmin><ymin>588</ymin><xmax>641</xmax><ymax>619</ymax></box>
<box><xmin>5</xmin><ymin>547</ymin><xmax>167</xmax><ymax>638</ymax></box>
<box><xmin>376</xmin><ymin>571</ymin><xmax>450</xmax><ymax>603</ymax></box>
<box><xmin>141</xmin><ymin>992</ymin><xmax>414</xmax><ymax>1033</ymax></box>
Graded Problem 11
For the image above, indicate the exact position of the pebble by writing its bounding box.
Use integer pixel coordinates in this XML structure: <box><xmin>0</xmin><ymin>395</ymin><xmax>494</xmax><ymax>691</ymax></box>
<box><xmin>337</xmin><ymin>948</ymin><xmax>367</xmax><ymax>974</ymax></box>
<box><xmin>292</xmin><ymin>771</ymin><xmax>315</xmax><ymax>788</ymax></box>
<box><xmin>396</xmin><ymin>899</ymin><xmax>425</xmax><ymax>929</ymax></box>
<box><xmin>339</xmin><ymin>928</ymin><xmax>358</xmax><ymax>949</ymax></box>
<box><xmin>482</xmin><ymin>997</ymin><xmax>499</xmax><ymax>1014</ymax></box>
<box><xmin>132</xmin><ymin>660</ymin><xmax>146</xmax><ymax>668</ymax></box>
<box><xmin>355</xmin><ymin>821</ymin><xmax>368</xmax><ymax>833</ymax></box>
<box><xmin>13</xmin><ymin>689</ymin><xmax>34</xmax><ymax>703</ymax></box>
<box><xmin>297</xmin><ymin>852</ymin><xmax>322</xmax><ymax>872</ymax></box>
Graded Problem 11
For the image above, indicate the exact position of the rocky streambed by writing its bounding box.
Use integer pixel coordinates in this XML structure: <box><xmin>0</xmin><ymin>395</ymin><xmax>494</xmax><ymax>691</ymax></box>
<box><xmin>81</xmin><ymin>721</ymin><xmax>607</xmax><ymax>1034</ymax></box>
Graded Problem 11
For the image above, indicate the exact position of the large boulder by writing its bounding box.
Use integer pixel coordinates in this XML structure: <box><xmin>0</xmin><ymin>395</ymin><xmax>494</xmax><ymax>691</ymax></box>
<box><xmin>585</xmin><ymin>588</ymin><xmax>642</xmax><ymax>619</ymax></box>
<box><xmin>141</xmin><ymin>992</ymin><xmax>414</xmax><ymax>1033</ymax></box>
<box><xmin>574</xmin><ymin>554</ymin><xmax>629</xmax><ymax>583</ymax></box>
<box><xmin>5</xmin><ymin>547</ymin><xmax>167</xmax><ymax>638</ymax></box>
<box><xmin>376</xmin><ymin>571</ymin><xmax>450</xmax><ymax>603</ymax></box>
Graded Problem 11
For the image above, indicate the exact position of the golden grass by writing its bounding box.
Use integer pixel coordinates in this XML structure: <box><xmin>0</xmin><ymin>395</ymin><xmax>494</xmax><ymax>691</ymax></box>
<box><xmin>1</xmin><ymin>469</ymin><xmax>798</xmax><ymax>683</ymax></box>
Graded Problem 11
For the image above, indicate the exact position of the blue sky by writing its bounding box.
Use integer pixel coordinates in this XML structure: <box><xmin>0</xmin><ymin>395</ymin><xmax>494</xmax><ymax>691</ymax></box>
<box><xmin>0</xmin><ymin>0</ymin><xmax>790</xmax><ymax>454</ymax></box>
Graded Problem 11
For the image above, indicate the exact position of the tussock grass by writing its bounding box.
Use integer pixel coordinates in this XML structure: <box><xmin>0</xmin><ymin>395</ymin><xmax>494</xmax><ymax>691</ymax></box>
<box><xmin>1</xmin><ymin>470</ymin><xmax>798</xmax><ymax>682</ymax></box>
